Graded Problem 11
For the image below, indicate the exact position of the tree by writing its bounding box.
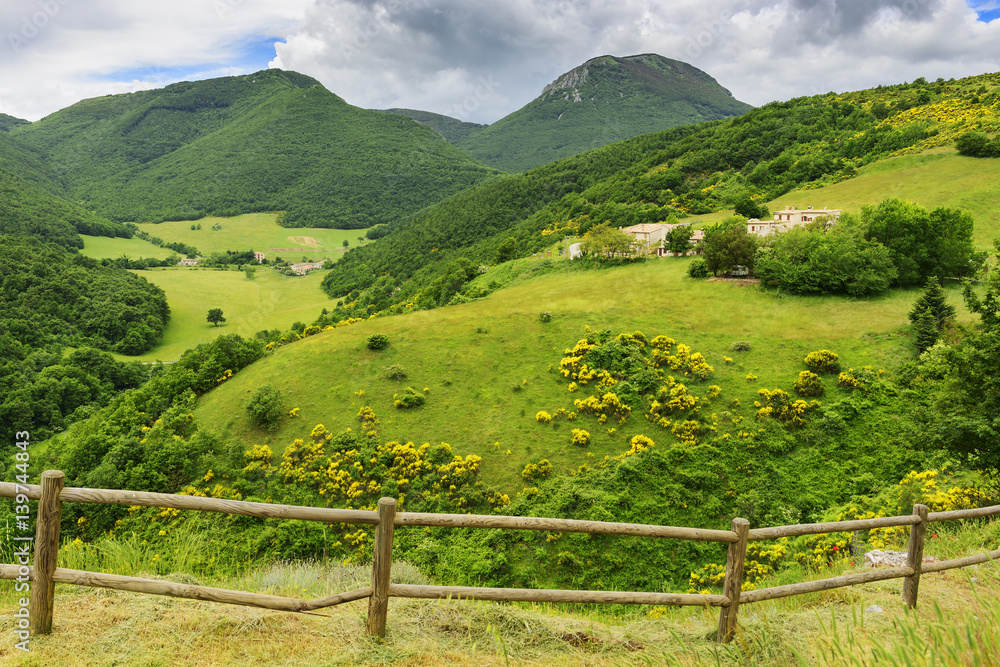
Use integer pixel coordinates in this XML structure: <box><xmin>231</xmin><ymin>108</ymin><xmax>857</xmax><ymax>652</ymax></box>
<box><xmin>859</xmin><ymin>199</ymin><xmax>977</xmax><ymax>286</ymax></box>
<box><xmin>665</xmin><ymin>225</ymin><xmax>694</xmax><ymax>254</ymax></box>
<box><xmin>495</xmin><ymin>237</ymin><xmax>518</xmax><ymax>264</ymax></box>
<box><xmin>702</xmin><ymin>219</ymin><xmax>757</xmax><ymax>276</ymax></box>
<box><xmin>207</xmin><ymin>308</ymin><xmax>226</xmax><ymax>327</ymax></box>
<box><xmin>343</xmin><ymin>239</ymin><xmax>349</xmax><ymax>248</ymax></box>
<box><xmin>245</xmin><ymin>384</ymin><xmax>284</xmax><ymax>428</ymax></box>
<box><xmin>580</xmin><ymin>223</ymin><xmax>642</xmax><ymax>261</ymax></box>
<box><xmin>956</xmin><ymin>131</ymin><xmax>1000</xmax><ymax>158</ymax></box>
<box><xmin>244</xmin><ymin>266</ymin><xmax>256</xmax><ymax>281</ymax></box>
<box><xmin>733</xmin><ymin>193</ymin><xmax>769</xmax><ymax>220</ymax></box>
<box><xmin>754</xmin><ymin>224</ymin><xmax>896</xmax><ymax>296</ymax></box>
<box><xmin>908</xmin><ymin>277</ymin><xmax>955</xmax><ymax>331</ymax></box>
<box><xmin>913</xmin><ymin>307</ymin><xmax>939</xmax><ymax>354</ymax></box>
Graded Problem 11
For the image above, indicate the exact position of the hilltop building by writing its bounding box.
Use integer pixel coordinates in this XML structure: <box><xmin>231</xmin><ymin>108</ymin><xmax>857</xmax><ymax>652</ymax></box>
<box><xmin>254</xmin><ymin>251</ymin><xmax>266</xmax><ymax>262</ymax></box>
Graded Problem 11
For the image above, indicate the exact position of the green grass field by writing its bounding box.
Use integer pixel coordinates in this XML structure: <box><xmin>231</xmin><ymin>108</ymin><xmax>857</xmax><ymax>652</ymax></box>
<box><xmin>681</xmin><ymin>148</ymin><xmax>1000</xmax><ymax>248</ymax></box>
<box><xmin>135</xmin><ymin>212</ymin><xmax>375</xmax><ymax>261</ymax></box>
<box><xmin>193</xmin><ymin>256</ymin><xmax>969</xmax><ymax>492</ymax></box>
<box><xmin>122</xmin><ymin>267</ymin><xmax>333</xmax><ymax>362</ymax></box>
<box><xmin>771</xmin><ymin>148</ymin><xmax>1000</xmax><ymax>248</ymax></box>
<box><xmin>79</xmin><ymin>235</ymin><xmax>176</xmax><ymax>260</ymax></box>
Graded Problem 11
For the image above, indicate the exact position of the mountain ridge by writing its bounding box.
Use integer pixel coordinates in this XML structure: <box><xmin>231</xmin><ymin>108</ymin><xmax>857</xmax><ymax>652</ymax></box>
<box><xmin>455</xmin><ymin>53</ymin><xmax>753</xmax><ymax>172</ymax></box>
<box><xmin>9</xmin><ymin>69</ymin><xmax>499</xmax><ymax>228</ymax></box>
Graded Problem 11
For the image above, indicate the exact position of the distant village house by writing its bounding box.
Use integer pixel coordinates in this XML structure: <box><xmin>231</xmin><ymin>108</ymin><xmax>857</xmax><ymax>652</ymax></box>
<box><xmin>289</xmin><ymin>261</ymin><xmax>324</xmax><ymax>276</ymax></box>
<box><xmin>747</xmin><ymin>206</ymin><xmax>841</xmax><ymax>237</ymax></box>
<box><xmin>177</xmin><ymin>258</ymin><xmax>199</xmax><ymax>266</ymax></box>
<box><xmin>253</xmin><ymin>251</ymin><xmax>266</xmax><ymax>262</ymax></box>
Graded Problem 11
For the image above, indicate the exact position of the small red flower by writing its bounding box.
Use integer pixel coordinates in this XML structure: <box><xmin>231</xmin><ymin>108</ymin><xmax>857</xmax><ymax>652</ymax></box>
<box><xmin>832</xmin><ymin>546</ymin><xmax>839</xmax><ymax>551</ymax></box>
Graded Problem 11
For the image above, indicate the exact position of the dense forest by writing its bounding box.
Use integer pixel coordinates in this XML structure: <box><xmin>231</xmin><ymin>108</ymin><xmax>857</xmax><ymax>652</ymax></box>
<box><xmin>8</xmin><ymin>69</ymin><xmax>499</xmax><ymax>228</ymax></box>
<box><xmin>0</xmin><ymin>236</ymin><xmax>170</xmax><ymax>441</ymax></box>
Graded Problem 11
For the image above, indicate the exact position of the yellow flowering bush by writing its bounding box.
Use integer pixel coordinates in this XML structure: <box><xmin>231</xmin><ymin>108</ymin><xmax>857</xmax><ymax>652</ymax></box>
<box><xmin>754</xmin><ymin>388</ymin><xmax>820</xmax><ymax>426</ymax></box>
<box><xmin>571</xmin><ymin>429</ymin><xmax>590</xmax><ymax>446</ymax></box>
<box><xmin>536</xmin><ymin>410</ymin><xmax>553</xmax><ymax>423</ymax></box>
<box><xmin>522</xmin><ymin>459</ymin><xmax>553</xmax><ymax>482</ymax></box>
<box><xmin>804</xmin><ymin>349</ymin><xmax>840</xmax><ymax>374</ymax></box>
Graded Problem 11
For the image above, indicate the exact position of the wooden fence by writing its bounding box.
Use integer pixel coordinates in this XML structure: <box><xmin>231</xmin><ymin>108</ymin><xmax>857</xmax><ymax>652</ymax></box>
<box><xmin>3</xmin><ymin>470</ymin><xmax>1000</xmax><ymax>643</ymax></box>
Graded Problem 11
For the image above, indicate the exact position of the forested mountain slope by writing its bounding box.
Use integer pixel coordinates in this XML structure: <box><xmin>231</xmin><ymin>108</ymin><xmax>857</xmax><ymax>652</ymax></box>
<box><xmin>456</xmin><ymin>54</ymin><xmax>753</xmax><ymax>172</ymax></box>
<box><xmin>380</xmin><ymin>108</ymin><xmax>488</xmax><ymax>144</ymax></box>
<box><xmin>9</xmin><ymin>69</ymin><xmax>499</xmax><ymax>228</ymax></box>
<box><xmin>0</xmin><ymin>130</ymin><xmax>130</xmax><ymax>246</ymax></box>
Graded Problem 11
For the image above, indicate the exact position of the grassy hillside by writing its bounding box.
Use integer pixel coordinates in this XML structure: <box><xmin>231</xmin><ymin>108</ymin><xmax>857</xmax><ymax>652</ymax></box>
<box><xmin>459</xmin><ymin>54</ymin><xmax>753</xmax><ymax>173</ymax></box>
<box><xmin>80</xmin><ymin>234</ymin><xmax>177</xmax><ymax>260</ymax></box>
<box><xmin>322</xmin><ymin>72</ymin><xmax>1000</xmax><ymax>307</ymax></box>
<box><xmin>132</xmin><ymin>212</ymin><xmax>374</xmax><ymax>261</ymax></box>
<box><xmin>119</xmin><ymin>268</ymin><xmax>333</xmax><ymax>361</ymax></box>
<box><xmin>770</xmin><ymin>147</ymin><xmax>1000</xmax><ymax>247</ymax></box>
<box><xmin>10</xmin><ymin>69</ymin><xmax>499</xmax><ymax>228</ymax></box>
<box><xmin>196</xmin><ymin>256</ymin><xmax>967</xmax><ymax>491</ymax></box>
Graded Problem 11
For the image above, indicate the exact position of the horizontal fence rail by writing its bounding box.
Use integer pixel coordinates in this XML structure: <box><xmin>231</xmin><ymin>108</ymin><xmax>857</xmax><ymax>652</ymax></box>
<box><xmin>3</xmin><ymin>471</ymin><xmax>1000</xmax><ymax>644</ymax></box>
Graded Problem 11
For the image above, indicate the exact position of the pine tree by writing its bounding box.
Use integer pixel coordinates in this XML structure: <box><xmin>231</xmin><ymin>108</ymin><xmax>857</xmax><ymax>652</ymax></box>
<box><xmin>914</xmin><ymin>307</ymin><xmax>939</xmax><ymax>354</ymax></box>
<box><xmin>908</xmin><ymin>276</ymin><xmax>955</xmax><ymax>331</ymax></box>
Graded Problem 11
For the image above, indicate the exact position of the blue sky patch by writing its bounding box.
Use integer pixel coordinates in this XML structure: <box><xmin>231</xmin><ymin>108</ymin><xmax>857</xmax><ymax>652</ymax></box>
<box><xmin>98</xmin><ymin>36</ymin><xmax>281</xmax><ymax>85</ymax></box>
<box><xmin>967</xmin><ymin>1</ymin><xmax>1000</xmax><ymax>22</ymax></box>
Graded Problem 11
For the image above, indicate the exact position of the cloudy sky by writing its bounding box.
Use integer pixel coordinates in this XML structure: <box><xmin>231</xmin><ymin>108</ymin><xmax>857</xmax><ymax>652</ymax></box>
<box><xmin>1</xmin><ymin>0</ymin><xmax>999</xmax><ymax>124</ymax></box>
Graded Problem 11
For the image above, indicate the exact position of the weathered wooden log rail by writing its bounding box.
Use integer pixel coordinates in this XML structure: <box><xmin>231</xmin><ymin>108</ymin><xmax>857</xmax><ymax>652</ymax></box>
<box><xmin>3</xmin><ymin>471</ymin><xmax>1000</xmax><ymax>643</ymax></box>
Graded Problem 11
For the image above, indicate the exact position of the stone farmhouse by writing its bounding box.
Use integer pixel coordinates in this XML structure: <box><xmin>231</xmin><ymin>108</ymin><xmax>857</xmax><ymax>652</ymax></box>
<box><xmin>619</xmin><ymin>223</ymin><xmax>704</xmax><ymax>257</ymax></box>
<box><xmin>177</xmin><ymin>258</ymin><xmax>199</xmax><ymax>266</ymax></box>
<box><xmin>747</xmin><ymin>206</ymin><xmax>841</xmax><ymax>237</ymax></box>
<box><xmin>253</xmin><ymin>251</ymin><xmax>266</xmax><ymax>262</ymax></box>
<box><xmin>290</xmin><ymin>261</ymin><xmax>325</xmax><ymax>276</ymax></box>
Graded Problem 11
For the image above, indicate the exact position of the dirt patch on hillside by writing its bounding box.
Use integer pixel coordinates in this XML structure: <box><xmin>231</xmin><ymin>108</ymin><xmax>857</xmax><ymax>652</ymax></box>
<box><xmin>287</xmin><ymin>235</ymin><xmax>322</xmax><ymax>248</ymax></box>
<box><xmin>707</xmin><ymin>277</ymin><xmax>761</xmax><ymax>286</ymax></box>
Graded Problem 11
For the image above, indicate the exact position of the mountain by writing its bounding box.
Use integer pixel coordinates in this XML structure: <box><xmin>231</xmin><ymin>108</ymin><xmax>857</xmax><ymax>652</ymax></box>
<box><xmin>380</xmin><ymin>108</ymin><xmax>487</xmax><ymax>144</ymax></box>
<box><xmin>9</xmin><ymin>69</ymin><xmax>500</xmax><ymax>228</ymax></box>
<box><xmin>454</xmin><ymin>54</ymin><xmax>753</xmax><ymax>173</ymax></box>
<box><xmin>0</xmin><ymin>113</ymin><xmax>29</xmax><ymax>132</ymax></box>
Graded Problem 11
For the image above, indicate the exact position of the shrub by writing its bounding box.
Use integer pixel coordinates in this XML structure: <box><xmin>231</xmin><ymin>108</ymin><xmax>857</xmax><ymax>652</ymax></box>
<box><xmin>793</xmin><ymin>370</ymin><xmax>824</xmax><ymax>397</ymax></box>
<box><xmin>535</xmin><ymin>410</ymin><xmax>553</xmax><ymax>423</ymax></box>
<box><xmin>729</xmin><ymin>340</ymin><xmax>751</xmax><ymax>352</ymax></box>
<box><xmin>571</xmin><ymin>429</ymin><xmax>590</xmax><ymax>446</ymax></box>
<box><xmin>687</xmin><ymin>257</ymin><xmax>709</xmax><ymax>278</ymax></box>
<box><xmin>245</xmin><ymin>384</ymin><xmax>284</xmax><ymax>428</ymax></box>
<box><xmin>521</xmin><ymin>459</ymin><xmax>552</xmax><ymax>482</ymax></box>
<box><xmin>804</xmin><ymin>350</ymin><xmax>840</xmax><ymax>374</ymax></box>
<box><xmin>383</xmin><ymin>364</ymin><xmax>407</xmax><ymax>380</ymax></box>
<box><xmin>393</xmin><ymin>387</ymin><xmax>425</xmax><ymax>409</ymax></box>
<box><xmin>539</xmin><ymin>311</ymin><xmax>552</xmax><ymax>323</ymax></box>
<box><xmin>367</xmin><ymin>334</ymin><xmax>389</xmax><ymax>350</ymax></box>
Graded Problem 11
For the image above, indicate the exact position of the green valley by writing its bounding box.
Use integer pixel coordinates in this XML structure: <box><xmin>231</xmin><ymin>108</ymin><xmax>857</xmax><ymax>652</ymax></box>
<box><xmin>5</xmin><ymin>60</ymin><xmax>1000</xmax><ymax>666</ymax></box>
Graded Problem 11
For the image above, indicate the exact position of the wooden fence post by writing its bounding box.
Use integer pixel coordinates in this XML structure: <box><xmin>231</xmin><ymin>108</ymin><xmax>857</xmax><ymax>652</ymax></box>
<box><xmin>717</xmin><ymin>517</ymin><xmax>750</xmax><ymax>643</ymax></box>
<box><xmin>366</xmin><ymin>497</ymin><xmax>397</xmax><ymax>638</ymax></box>
<box><xmin>903</xmin><ymin>503</ymin><xmax>928</xmax><ymax>609</ymax></box>
<box><xmin>29</xmin><ymin>470</ymin><xmax>64</xmax><ymax>635</ymax></box>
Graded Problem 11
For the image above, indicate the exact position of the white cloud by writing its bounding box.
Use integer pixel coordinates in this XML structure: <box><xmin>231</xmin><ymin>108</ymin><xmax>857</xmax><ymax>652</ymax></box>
<box><xmin>0</xmin><ymin>0</ymin><xmax>998</xmax><ymax>123</ymax></box>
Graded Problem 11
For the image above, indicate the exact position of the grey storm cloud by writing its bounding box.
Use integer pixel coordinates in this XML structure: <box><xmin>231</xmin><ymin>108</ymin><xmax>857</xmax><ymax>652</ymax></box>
<box><xmin>1</xmin><ymin>0</ymin><xmax>998</xmax><ymax>123</ymax></box>
<box><xmin>787</xmin><ymin>0</ymin><xmax>944</xmax><ymax>34</ymax></box>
